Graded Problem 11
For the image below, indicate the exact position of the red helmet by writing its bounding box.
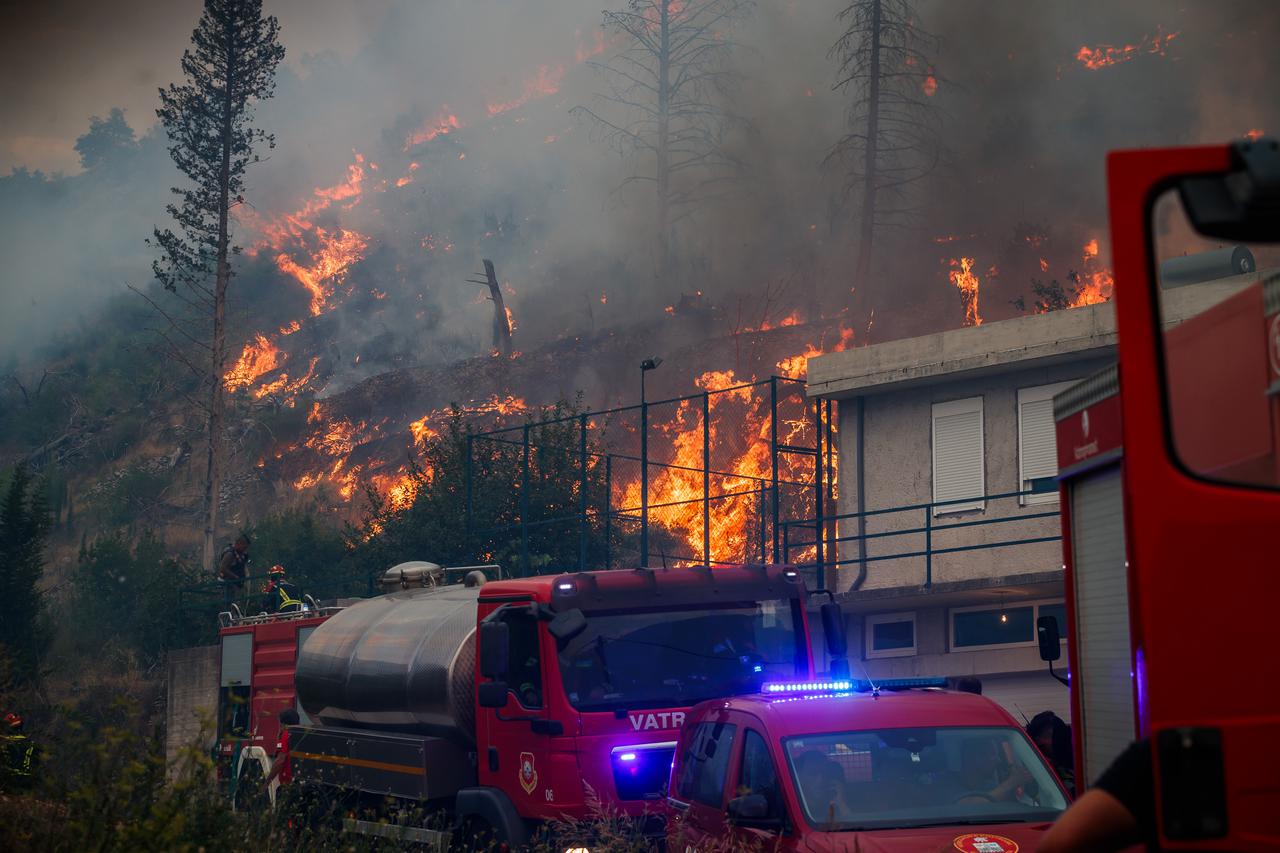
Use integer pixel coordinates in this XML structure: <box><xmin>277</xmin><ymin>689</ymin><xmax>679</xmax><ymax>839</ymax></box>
<box><xmin>269</xmin><ymin>564</ymin><xmax>286</xmax><ymax>577</ymax></box>
<box><xmin>4</xmin><ymin>712</ymin><xmax>22</xmax><ymax>730</ymax></box>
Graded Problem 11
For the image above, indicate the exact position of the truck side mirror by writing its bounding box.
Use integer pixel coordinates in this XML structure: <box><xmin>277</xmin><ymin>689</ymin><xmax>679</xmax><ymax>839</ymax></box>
<box><xmin>1037</xmin><ymin>615</ymin><xmax>1061</xmax><ymax>662</ymax></box>
<box><xmin>477</xmin><ymin>681</ymin><xmax>509</xmax><ymax>708</ymax></box>
<box><xmin>548</xmin><ymin>608</ymin><xmax>587</xmax><ymax>643</ymax></box>
<box><xmin>727</xmin><ymin>794</ymin><xmax>780</xmax><ymax>829</ymax></box>
<box><xmin>480</xmin><ymin>621</ymin><xmax>510</xmax><ymax>679</ymax></box>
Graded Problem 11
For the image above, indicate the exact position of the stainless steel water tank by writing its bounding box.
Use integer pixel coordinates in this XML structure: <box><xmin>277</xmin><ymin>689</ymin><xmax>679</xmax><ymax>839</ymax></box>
<box><xmin>295</xmin><ymin>583</ymin><xmax>480</xmax><ymax>743</ymax></box>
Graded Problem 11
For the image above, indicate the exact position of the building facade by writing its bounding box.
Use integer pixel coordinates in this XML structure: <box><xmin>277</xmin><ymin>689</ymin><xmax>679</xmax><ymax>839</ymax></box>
<box><xmin>805</xmin><ymin>283</ymin><xmax>1237</xmax><ymax>723</ymax></box>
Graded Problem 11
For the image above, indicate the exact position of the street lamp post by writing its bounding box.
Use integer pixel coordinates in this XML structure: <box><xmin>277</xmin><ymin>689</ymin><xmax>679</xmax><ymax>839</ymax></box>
<box><xmin>639</xmin><ymin>357</ymin><xmax>662</xmax><ymax>566</ymax></box>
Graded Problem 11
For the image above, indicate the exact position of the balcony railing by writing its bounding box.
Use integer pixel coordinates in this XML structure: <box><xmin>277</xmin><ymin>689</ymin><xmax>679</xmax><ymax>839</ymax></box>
<box><xmin>782</xmin><ymin>489</ymin><xmax>1062</xmax><ymax>590</ymax></box>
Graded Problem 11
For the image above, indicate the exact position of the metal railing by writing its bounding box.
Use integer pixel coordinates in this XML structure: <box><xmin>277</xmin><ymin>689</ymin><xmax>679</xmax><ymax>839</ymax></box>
<box><xmin>781</xmin><ymin>489</ymin><xmax>1062</xmax><ymax>589</ymax></box>
<box><xmin>465</xmin><ymin>376</ymin><xmax>837</xmax><ymax>578</ymax></box>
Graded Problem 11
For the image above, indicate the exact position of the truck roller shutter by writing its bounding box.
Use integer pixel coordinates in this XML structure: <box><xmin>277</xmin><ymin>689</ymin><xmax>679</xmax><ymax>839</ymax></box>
<box><xmin>1070</xmin><ymin>464</ymin><xmax>1134</xmax><ymax>786</ymax></box>
<box><xmin>981</xmin><ymin>674</ymin><xmax>1071</xmax><ymax>725</ymax></box>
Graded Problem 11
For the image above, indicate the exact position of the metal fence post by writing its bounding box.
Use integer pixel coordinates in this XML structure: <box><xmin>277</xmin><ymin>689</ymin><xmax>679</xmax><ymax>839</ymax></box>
<box><xmin>925</xmin><ymin>505</ymin><xmax>933</xmax><ymax>588</ymax></box>
<box><xmin>770</xmin><ymin>377</ymin><xmax>780</xmax><ymax>563</ymax></box>
<box><xmin>604</xmin><ymin>454</ymin><xmax>613</xmax><ymax>569</ymax></box>
<box><xmin>465</xmin><ymin>434</ymin><xmax>474</xmax><ymax>540</ymax></box>
<box><xmin>640</xmin><ymin>399</ymin><xmax>649</xmax><ymax>566</ymax></box>
<box><xmin>814</xmin><ymin>396</ymin><xmax>825</xmax><ymax>590</ymax></box>
<box><xmin>758</xmin><ymin>479</ymin><xmax>767</xmax><ymax>564</ymax></box>
<box><xmin>703</xmin><ymin>391</ymin><xmax>711</xmax><ymax>568</ymax></box>
<box><xmin>579</xmin><ymin>414</ymin><xmax>588</xmax><ymax>572</ymax></box>
<box><xmin>521</xmin><ymin>424</ymin><xmax>531</xmax><ymax>577</ymax></box>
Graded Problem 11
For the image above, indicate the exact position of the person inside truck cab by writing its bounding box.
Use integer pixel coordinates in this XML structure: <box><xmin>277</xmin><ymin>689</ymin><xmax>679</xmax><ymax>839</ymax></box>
<box><xmin>954</xmin><ymin>736</ymin><xmax>1034</xmax><ymax>803</ymax></box>
<box><xmin>794</xmin><ymin>750</ymin><xmax>852</xmax><ymax>822</ymax></box>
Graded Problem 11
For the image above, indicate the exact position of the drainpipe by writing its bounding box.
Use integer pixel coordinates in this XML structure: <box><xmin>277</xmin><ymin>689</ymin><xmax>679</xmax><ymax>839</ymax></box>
<box><xmin>852</xmin><ymin>396</ymin><xmax>868</xmax><ymax>590</ymax></box>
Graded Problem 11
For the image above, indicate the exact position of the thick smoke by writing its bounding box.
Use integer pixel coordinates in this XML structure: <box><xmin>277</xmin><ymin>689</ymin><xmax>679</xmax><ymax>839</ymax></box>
<box><xmin>2</xmin><ymin>0</ymin><xmax>1279</xmax><ymax>371</ymax></box>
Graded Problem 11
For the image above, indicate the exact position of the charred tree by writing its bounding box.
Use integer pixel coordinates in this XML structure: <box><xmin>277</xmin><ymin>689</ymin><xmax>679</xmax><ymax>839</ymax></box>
<box><xmin>829</xmin><ymin>0</ymin><xmax>943</xmax><ymax>313</ymax></box>
<box><xmin>573</xmin><ymin>0</ymin><xmax>752</xmax><ymax>280</ymax></box>
<box><xmin>467</xmin><ymin>260</ymin><xmax>513</xmax><ymax>356</ymax></box>
<box><xmin>148</xmin><ymin>0</ymin><xmax>284</xmax><ymax>571</ymax></box>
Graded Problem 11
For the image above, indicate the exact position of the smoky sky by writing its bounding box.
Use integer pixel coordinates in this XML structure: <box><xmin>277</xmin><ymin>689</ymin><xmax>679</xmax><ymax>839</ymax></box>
<box><xmin>1</xmin><ymin>0</ymin><xmax>1278</xmax><ymax>370</ymax></box>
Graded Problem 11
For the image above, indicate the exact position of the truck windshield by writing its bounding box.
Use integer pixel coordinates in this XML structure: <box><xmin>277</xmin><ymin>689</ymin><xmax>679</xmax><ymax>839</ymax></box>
<box><xmin>783</xmin><ymin>726</ymin><xmax>1068</xmax><ymax>831</ymax></box>
<box><xmin>557</xmin><ymin>599</ymin><xmax>805</xmax><ymax>712</ymax></box>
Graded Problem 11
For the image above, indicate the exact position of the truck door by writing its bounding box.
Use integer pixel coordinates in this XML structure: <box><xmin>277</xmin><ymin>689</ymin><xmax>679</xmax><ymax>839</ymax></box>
<box><xmin>1105</xmin><ymin>141</ymin><xmax>1280</xmax><ymax>850</ymax></box>
<box><xmin>478</xmin><ymin>606</ymin><xmax>553</xmax><ymax>814</ymax></box>
<box><xmin>726</xmin><ymin>727</ymin><xmax>790</xmax><ymax>850</ymax></box>
<box><xmin>668</xmin><ymin>717</ymin><xmax>737</xmax><ymax>850</ymax></box>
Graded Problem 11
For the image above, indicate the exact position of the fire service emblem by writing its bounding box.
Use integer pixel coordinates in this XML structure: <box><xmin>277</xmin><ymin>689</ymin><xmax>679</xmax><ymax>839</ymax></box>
<box><xmin>952</xmin><ymin>834</ymin><xmax>1019</xmax><ymax>853</ymax></box>
<box><xmin>519</xmin><ymin>751</ymin><xmax>538</xmax><ymax>794</ymax></box>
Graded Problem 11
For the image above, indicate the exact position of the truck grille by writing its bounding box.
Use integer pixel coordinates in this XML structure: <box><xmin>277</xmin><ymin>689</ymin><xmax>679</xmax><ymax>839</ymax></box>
<box><xmin>611</xmin><ymin>743</ymin><xmax>675</xmax><ymax>801</ymax></box>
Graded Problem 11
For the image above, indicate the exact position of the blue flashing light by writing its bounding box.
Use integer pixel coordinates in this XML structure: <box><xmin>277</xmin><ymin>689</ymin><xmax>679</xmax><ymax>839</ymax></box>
<box><xmin>762</xmin><ymin>676</ymin><xmax>949</xmax><ymax>696</ymax></box>
<box><xmin>617</xmin><ymin>752</ymin><xmax>637</xmax><ymax>762</ymax></box>
<box><xmin>556</xmin><ymin>581</ymin><xmax>575</xmax><ymax>592</ymax></box>
<box><xmin>762</xmin><ymin>680</ymin><xmax>854</xmax><ymax>694</ymax></box>
<box><xmin>752</xmin><ymin>664</ymin><xmax>764</xmax><ymax>673</ymax></box>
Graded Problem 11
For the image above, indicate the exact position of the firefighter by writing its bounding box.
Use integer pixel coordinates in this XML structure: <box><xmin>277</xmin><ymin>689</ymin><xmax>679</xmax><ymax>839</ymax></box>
<box><xmin>2</xmin><ymin>712</ymin><xmax>36</xmax><ymax>791</ymax></box>
<box><xmin>261</xmin><ymin>564</ymin><xmax>303</xmax><ymax>614</ymax></box>
<box><xmin>217</xmin><ymin>534</ymin><xmax>251</xmax><ymax>605</ymax></box>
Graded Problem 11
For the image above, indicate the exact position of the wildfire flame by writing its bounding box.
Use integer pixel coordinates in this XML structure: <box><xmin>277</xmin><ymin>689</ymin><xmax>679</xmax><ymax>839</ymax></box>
<box><xmin>949</xmin><ymin>257</ymin><xmax>983</xmax><ymax>326</ymax></box>
<box><xmin>276</xmin><ymin>227</ymin><xmax>370</xmax><ymax>316</ymax></box>
<box><xmin>487</xmin><ymin>64</ymin><xmax>566</xmax><ymax>117</ymax></box>
<box><xmin>404</xmin><ymin>108</ymin><xmax>462</xmax><ymax>150</ymax></box>
<box><xmin>1076</xmin><ymin>28</ymin><xmax>1179</xmax><ymax>70</ymax></box>
<box><xmin>1070</xmin><ymin>237</ymin><xmax>1114</xmax><ymax>308</ymax></box>
<box><xmin>922</xmin><ymin>74</ymin><xmax>938</xmax><ymax>97</ymax></box>
<box><xmin>225</xmin><ymin>334</ymin><xmax>283</xmax><ymax>391</ymax></box>
<box><xmin>1245</xmin><ymin>128</ymin><xmax>1265</xmax><ymax>141</ymax></box>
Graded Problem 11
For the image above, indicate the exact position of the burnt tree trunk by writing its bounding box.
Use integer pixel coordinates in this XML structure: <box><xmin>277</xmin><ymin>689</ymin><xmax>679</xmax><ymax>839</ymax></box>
<box><xmin>483</xmin><ymin>259</ymin><xmax>513</xmax><ymax>357</ymax></box>
<box><xmin>852</xmin><ymin>0</ymin><xmax>882</xmax><ymax>315</ymax></box>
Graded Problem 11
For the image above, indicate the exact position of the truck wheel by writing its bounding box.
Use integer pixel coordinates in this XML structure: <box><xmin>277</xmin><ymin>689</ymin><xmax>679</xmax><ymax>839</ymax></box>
<box><xmin>450</xmin><ymin>817</ymin><xmax>507</xmax><ymax>853</ymax></box>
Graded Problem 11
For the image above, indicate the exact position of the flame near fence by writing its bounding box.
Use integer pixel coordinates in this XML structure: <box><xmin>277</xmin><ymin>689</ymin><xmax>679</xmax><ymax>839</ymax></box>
<box><xmin>464</xmin><ymin>375</ymin><xmax>837</xmax><ymax>586</ymax></box>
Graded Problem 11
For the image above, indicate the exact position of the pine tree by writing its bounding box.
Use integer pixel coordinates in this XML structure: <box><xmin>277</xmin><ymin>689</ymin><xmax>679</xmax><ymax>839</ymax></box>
<box><xmin>148</xmin><ymin>0</ymin><xmax>285</xmax><ymax>571</ymax></box>
<box><xmin>0</xmin><ymin>466</ymin><xmax>51</xmax><ymax>685</ymax></box>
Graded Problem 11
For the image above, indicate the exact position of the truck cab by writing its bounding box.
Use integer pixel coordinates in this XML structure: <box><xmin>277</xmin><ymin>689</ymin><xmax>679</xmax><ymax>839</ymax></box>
<box><xmin>667</xmin><ymin>679</ymin><xmax>1070</xmax><ymax>852</ymax></box>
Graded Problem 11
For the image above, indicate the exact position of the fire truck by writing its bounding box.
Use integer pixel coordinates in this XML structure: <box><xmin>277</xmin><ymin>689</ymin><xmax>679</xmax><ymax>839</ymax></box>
<box><xmin>213</xmin><ymin>599</ymin><xmax>341</xmax><ymax>808</ymax></box>
<box><xmin>1047</xmin><ymin>139</ymin><xmax>1280</xmax><ymax>850</ymax></box>
<box><xmin>666</xmin><ymin>678</ymin><xmax>1070</xmax><ymax>852</ymax></box>
<box><xmin>285</xmin><ymin>561</ymin><xmax>825</xmax><ymax>848</ymax></box>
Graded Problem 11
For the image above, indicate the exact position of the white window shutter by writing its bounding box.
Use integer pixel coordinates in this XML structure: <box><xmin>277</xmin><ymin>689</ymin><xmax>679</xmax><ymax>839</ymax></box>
<box><xmin>932</xmin><ymin>397</ymin><xmax>984</xmax><ymax>514</ymax></box>
<box><xmin>1018</xmin><ymin>382</ymin><xmax>1077</xmax><ymax>505</ymax></box>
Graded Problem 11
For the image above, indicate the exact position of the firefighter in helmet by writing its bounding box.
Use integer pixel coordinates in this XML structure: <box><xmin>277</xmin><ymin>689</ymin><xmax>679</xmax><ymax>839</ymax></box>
<box><xmin>2</xmin><ymin>712</ymin><xmax>36</xmax><ymax>791</ymax></box>
<box><xmin>261</xmin><ymin>564</ymin><xmax>303</xmax><ymax>614</ymax></box>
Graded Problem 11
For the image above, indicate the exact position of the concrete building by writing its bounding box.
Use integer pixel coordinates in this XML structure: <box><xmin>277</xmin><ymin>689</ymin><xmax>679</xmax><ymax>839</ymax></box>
<box><xmin>806</xmin><ymin>280</ymin><xmax>1246</xmax><ymax>723</ymax></box>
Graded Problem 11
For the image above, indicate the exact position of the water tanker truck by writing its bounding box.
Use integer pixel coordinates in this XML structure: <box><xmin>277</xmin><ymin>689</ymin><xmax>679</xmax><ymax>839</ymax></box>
<box><xmin>287</xmin><ymin>561</ymin><xmax>822</xmax><ymax>848</ymax></box>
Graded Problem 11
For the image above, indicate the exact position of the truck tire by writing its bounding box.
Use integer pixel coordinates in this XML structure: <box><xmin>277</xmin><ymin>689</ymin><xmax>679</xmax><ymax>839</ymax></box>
<box><xmin>453</xmin><ymin>787</ymin><xmax>527</xmax><ymax>851</ymax></box>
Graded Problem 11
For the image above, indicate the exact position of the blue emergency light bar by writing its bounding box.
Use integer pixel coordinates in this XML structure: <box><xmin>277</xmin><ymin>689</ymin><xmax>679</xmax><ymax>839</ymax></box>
<box><xmin>762</xmin><ymin>676</ymin><xmax>949</xmax><ymax>695</ymax></box>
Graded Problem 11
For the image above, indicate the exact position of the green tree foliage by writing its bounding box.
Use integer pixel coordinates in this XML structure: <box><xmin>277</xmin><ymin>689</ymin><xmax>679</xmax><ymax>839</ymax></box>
<box><xmin>68</xmin><ymin>532</ymin><xmax>208</xmax><ymax>664</ymax></box>
<box><xmin>73</xmin><ymin>108</ymin><xmax>139</xmax><ymax>171</ymax></box>
<box><xmin>246</xmin><ymin>506</ymin><xmax>352</xmax><ymax>599</ymax></box>
<box><xmin>149</xmin><ymin>0</ymin><xmax>286</xmax><ymax>572</ymax></box>
<box><xmin>1011</xmin><ymin>273</ymin><xmax>1085</xmax><ymax>314</ymax></box>
<box><xmin>349</xmin><ymin>400</ymin><xmax>611</xmax><ymax>579</ymax></box>
<box><xmin>0</xmin><ymin>466</ymin><xmax>51</xmax><ymax>686</ymax></box>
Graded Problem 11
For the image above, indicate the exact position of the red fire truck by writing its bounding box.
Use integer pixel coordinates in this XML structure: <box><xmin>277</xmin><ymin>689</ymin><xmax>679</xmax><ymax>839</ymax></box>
<box><xmin>286</xmin><ymin>562</ymin><xmax>824</xmax><ymax>848</ymax></box>
<box><xmin>665</xmin><ymin>678</ymin><xmax>1070</xmax><ymax>852</ymax></box>
<box><xmin>1048</xmin><ymin>139</ymin><xmax>1280</xmax><ymax>850</ymax></box>
<box><xmin>213</xmin><ymin>602</ymin><xmax>340</xmax><ymax>808</ymax></box>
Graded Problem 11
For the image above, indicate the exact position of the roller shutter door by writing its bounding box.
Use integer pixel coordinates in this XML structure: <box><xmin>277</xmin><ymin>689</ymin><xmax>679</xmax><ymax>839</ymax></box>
<box><xmin>1069</xmin><ymin>464</ymin><xmax>1133</xmax><ymax>786</ymax></box>
<box><xmin>981</xmin><ymin>674</ymin><xmax>1071</xmax><ymax>725</ymax></box>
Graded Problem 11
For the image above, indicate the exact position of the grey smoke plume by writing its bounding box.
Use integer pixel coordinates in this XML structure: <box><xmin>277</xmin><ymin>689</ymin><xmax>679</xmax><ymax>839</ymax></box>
<box><xmin>1</xmin><ymin>0</ymin><xmax>1277</xmax><ymax>368</ymax></box>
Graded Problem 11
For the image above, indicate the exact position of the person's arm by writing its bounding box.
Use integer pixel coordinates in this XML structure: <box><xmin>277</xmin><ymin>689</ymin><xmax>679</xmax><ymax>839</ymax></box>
<box><xmin>1038</xmin><ymin>788</ymin><xmax>1141</xmax><ymax>853</ymax></box>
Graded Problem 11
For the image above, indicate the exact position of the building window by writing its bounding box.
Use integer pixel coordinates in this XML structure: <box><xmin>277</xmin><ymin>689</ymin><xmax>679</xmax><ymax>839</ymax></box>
<box><xmin>950</xmin><ymin>599</ymin><xmax>1069</xmax><ymax>651</ymax></box>
<box><xmin>1017</xmin><ymin>382</ymin><xmax>1077</xmax><ymax>505</ymax></box>
<box><xmin>932</xmin><ymin>396</ymin><xmax>985</xmax><ymax>514</ymax></box>
<box><xmin>865</xmin><ymin>611</ymin><xmax>917</xmax><ymax>658</ymax></box>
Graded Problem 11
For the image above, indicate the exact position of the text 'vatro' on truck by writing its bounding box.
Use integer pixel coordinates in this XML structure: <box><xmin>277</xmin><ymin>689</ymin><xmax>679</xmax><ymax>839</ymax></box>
<box><xmin>275</xmin><ymin>561</ymin><xmax>824</xmax><ymax>849</ymax></box>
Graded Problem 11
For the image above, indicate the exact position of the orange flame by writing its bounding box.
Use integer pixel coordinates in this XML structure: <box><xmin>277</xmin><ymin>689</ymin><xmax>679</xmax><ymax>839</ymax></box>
<box><xmin>1076</xmin><ymin>28</ymin><xmax>1179</xmax><ymax>70</ymax></box>
<box><xmin>276</xmin><ymin>227</ymin><xmax>369</xmax><ymax>316</ymax></box>
<box><xmin>404</xmin><ymin>108</ymin><xmax>462</xmax><ymax>150</ymax></box>
<box><xmin>922</xmin><ymin>74</ymin><xmax>938</xmax><ymax>97</ymax></box>
<box><xmin>486</xmin><ymin>64</ymin><xmax>566</xmax><ymax>117</ymax></box>
<box><xmin>948</xmin><ymin>257</ymin><xmax>983</xmax><ymax>326</ymax></box>
<box><xmin>225</xmin><ymin>335</ymin><xmax>283</xmax><ymax>391</ymax></box>
<box><xmin>1245</xmin><ymin>128</ymin><xmax>1265</xmax><ymax>141</ymax></box>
